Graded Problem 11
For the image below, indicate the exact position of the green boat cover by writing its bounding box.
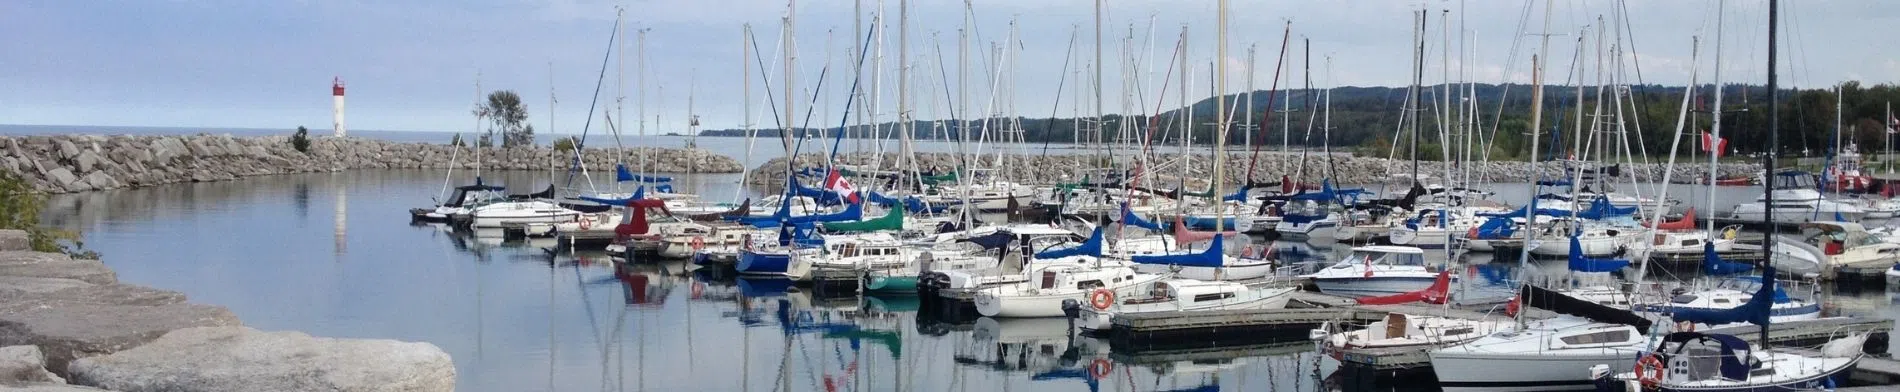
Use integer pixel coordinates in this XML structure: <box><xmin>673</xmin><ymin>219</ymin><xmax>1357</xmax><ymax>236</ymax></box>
<box><xmin>824</xmin><ymin>205</ymin><xmax>904</xmax><ymax>232</ymax></box>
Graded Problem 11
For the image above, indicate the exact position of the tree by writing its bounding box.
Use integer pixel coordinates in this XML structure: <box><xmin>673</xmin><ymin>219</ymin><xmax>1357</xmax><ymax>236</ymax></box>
<box><xmin>290</xmin><ymin>126</ymin><xmax>311</xmax><ymax>153</ymax></box>
<box><xmin>552</xmin><ymin>136</ymin><xmax>578</xmax><ymax>152</ymax></box>
<box><xmin>0</xmin><ymin>171</ymin><xmax>96</xmax><ymax>259</ymax></box>
<box><xmin>449</xmin><ymin>133</ymin><xmax>465</xmax><ymax>147</ymax></box>
<box><xmin>479</xmin><ymin>90</ymin><xmax>533</xmax><ymax>148</ymax></box>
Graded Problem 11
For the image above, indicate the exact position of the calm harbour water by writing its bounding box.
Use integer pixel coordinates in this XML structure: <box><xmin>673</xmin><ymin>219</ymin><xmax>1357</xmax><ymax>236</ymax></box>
<box><xmin>37</xmin><ymin>169</ymin><xmax>1900</xmax><ymax>392</ymax></box>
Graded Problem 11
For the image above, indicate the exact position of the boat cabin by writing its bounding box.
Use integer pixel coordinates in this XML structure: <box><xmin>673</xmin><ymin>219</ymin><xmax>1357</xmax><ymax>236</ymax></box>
<box><xmin>1340</xmin><ymin>246</ymin><xmax>1428</xmax><ymax>267</ymax></box>
<box><xmin>1037</xmin><ymin>265</ymin><xmax>1137</xmax><ymax>292</ymax></box>
<box><xmin>445</xmin><ymin>183</ymin><xmax>507</xmax><ymax>208</ymax></box>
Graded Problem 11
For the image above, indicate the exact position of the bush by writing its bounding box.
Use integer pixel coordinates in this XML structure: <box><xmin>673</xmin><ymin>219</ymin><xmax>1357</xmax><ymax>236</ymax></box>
<box><xmin>291</xmin><ymin>126</ymin><xmax>311</xmax><ymax>153</ymax></box>
<box><xmin>552</xmin><ymin>136</ymin><xmax>577</xmax><ymax>152</ymax></box>
<box><xmin>0</xmin><ymin>171</ymin><xmax>97</xmax><ymax>259</ymax></box>
<box><xmin>449</xmin><ymin>134</ymin><xmax>465</xmax><ymax>147</ymax></box>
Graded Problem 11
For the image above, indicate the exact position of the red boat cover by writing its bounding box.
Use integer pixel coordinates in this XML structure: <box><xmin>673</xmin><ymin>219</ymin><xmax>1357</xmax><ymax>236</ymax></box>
<box><xmin>615</xmin><ymin>199</ymin><xmax>672</xmax><ymax>237</ymax></box>
<box><xmin>1642</xmin><ymin>207</ymin><xmax>1697</xmax><ymax>231</ymax></box>
<box><xmin>1354</xmin><ymin>269</ymin><xmax>1452</xmax><ymax>305</ymax></box>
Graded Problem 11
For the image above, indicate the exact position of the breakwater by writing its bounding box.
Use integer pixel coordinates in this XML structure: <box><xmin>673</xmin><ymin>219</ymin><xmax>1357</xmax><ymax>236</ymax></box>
<box><xmin>0</xmin><ymin>134</ymin><xmax>745</xmax><ymax>194</ymax></box>
<box><xmin>0</xmin><ymin>229</ymin><xmax>456</xmax><ymax>390</ymax></box>
<box><xmin>749</xmin><ymin>152</ymin><xmax>1762</xmax><ymax>186</ymax></box>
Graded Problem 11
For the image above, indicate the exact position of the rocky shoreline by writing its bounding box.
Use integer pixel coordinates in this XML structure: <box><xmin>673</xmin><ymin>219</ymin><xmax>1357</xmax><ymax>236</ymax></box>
<box><xmin>749</xmin><ymin>152</ymin><xmax>1763</xmax><ymax>186</ymax></box>
<box><xmin>0</xmin><ymin>229</ymin><xmax>456</xmax><ymax>391</ymax></box>
<box><xmin>0</xmin><ymin>134</ymin><xmax>745</xmax><ymax>194</ymax></box>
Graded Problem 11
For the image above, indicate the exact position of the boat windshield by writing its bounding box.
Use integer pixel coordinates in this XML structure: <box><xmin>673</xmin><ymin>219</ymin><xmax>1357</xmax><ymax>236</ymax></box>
<box><xmin>1345</xmin><ymin>250</ymin><xmax>1425</xmax><ymax>266</ymax></box>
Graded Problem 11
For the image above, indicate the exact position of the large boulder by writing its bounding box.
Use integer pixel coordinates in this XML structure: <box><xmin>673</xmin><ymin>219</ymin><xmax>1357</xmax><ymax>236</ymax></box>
<box><xmin>41</xmin><ymin>170</ymin><xmax>76</xmax><ymax>191</ymax></box>
<box><xmin>0</xmin><ymin>384</ymin><xmax>109</xmax><ymax>391</ymax></box>
<box><xmin>0</xmin><ymin>253</ymin><xmax>114</xmax><ymax>285</ymax></box>
<box><xmin>52</xmin><ymin>141</ymin><xmax>77</xmax><ymax>161</ymax></box>
<box><xmin>68</xmin><ymin>327</ymin><xmax>454</xmax><ymax>392</ymax></box>
<box><xmin>0</xmin><ymin>345</ymin><xmax>64</xmax><ymax>385</ymax></box>
<box><xmin>0</xmin><ymin>302</ymin><xmax>239</xmax><ymax>376</ymax></box>
<box><xmin>0</xmin><ymin>231</ymin><xmax>24</xmax><ymax>252</ymax></box>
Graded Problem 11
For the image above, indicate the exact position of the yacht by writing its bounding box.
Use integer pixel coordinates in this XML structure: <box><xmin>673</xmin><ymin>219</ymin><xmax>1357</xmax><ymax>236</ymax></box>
<box><xmin>1072</xmin><ymin>279</ymin><xmax>1296</xmax><ymax>333</ymax></box>
<box><xmin>410</xmin><ymin>181</ymin><xmax>507</xmax><ymax>223</ymax></box>
<box><xmin>1319</xmin><ymin>313</ymin><xmax>1510</xmax><ymax>360</ymax></box>
<box><xmin>1273</xmin><ymin>200</ymin><xmax>1339</xmax><ymax>241</ymax></box>
<box><xmin>1592</xmin><ymin>332</ymin><xmax>1864</xmax><ymax>392</ymax></box>
<box><xmin>1632</xmin><ymin>277</ymin><xmax>1822</xmax><ymax>329</ymax></box>
<box><xmin>1529</xmin><ymin>218</ymin><xmax>1645</xmax><ymax>258</ymax></box>
<box><xmin>467</xmin><ymin>200</ymin><xmax>580</xmax><ymax>229</ymax></box>
<box><xmin>1430</xmin><ymin>285</ymin><xmax>1656</xmax><ymax>391</ymax></box>
<box><xmin>1730</xmin><ymin>170</ymin><xmax>1867</xmax><ymax>224</ymax></box>
<box><xmin>1331</xmin><ymin>206</ymin><xmax>1400</xmax><ymax>243</ymax></box>
<box><xmin>1769</xmin><ymin>221</ymin><xmax>1900</xmax><ymax>279</ymax></box>
<box><xmin>1128</xmin><ymin>235</ymin><xmax>1275</xmax><ymax>281</ymax></box>
<box><xmin>1302</xmin><ymin>246</ymin><xmax>1445</xmax><ymax>298</ymax></box>
<box><xmin>972</xmin><ymin>262</ymin><xmax>1166</xmax><ymax>318</ymax></box>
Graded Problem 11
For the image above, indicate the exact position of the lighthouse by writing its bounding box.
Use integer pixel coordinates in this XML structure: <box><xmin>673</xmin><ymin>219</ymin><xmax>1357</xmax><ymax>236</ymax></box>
<box><xmin>331</xmin><ymin>77</ymin><xmax>347</xmax><ymax>137</ymax></box>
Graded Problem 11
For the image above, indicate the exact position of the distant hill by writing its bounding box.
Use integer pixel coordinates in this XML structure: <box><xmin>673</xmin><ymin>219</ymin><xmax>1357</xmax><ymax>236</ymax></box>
<box><xmin>699</xmin><ymin>82</ymin><xmax>1900</xmax><ymax>160</ymax></box>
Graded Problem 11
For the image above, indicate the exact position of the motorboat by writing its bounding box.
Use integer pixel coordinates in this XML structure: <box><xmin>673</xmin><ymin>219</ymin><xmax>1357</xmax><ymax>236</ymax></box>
<box><xmin>410</xmin><ymin>180</ymin><xmax>507</xmax><ymax>223</ymax></box>
<box><xmin>1072</xmin><ymin>279</ymin><xmax>1296</xmax><ymax>333</ymax></box>
<box><xmin>467</xmin><ymin>200</ymin><xmax>580</xmax><ymax>229</ymax></box>
<box><xmin>1302</xmin><ymin>246</ymin><xmax>1444</xmax><ymax>298</ymax></box>
<box><xmin>1729</xmin><ymin>170</ymin><xmax>1867</xmax><ymax>224</ymax></box>
<box><xmin>1769</xmin><ymin>221</ymin><xmax>1900</xmax><ymax>279</ymax></box>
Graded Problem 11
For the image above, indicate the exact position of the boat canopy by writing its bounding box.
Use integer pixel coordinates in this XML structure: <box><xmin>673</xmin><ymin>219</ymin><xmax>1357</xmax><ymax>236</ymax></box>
<box><xmin>1656</xmin><ymin>332</ymin><xmax>1755</xmax><ymax>381</ymax></box>
<box><xmin>1131</xmin><ymin>235</ymin><xmax>1224</xmax><ymax>268</ymax></box>
<box><xmin>955</xmin><ymin>230</ymin><xmax>1015</xmax><ymax>252</ymax></box>
<box><xmin>1567</xmin><ymin>235</ymin><xmax>1631</xmax><ymax>273</ymax></box>
<box><xmin>1034</xmin><ymin>227</ymin><xmax>1104</xmax><ymax>260</ymax></box>
<box><xmin>1702</xmin><ymin>242</ymin><xmax>1754</xmax><ymax>275</ymax></box>
<box><xmin>1471</xmin><ymin>216</ymin><xmax>1517</xmax><ymax>239</ymax></box>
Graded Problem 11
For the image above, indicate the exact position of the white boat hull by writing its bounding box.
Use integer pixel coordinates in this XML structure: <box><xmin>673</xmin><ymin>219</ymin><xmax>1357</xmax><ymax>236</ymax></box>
<box><xmin>1431</xmin><ymin>350</ymin><xmax>1637</xmax><ymax>392</ymax></box>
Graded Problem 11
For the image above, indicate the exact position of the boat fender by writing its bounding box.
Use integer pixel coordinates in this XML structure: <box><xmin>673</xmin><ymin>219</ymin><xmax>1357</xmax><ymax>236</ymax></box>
<box><xmin>1089</xmin><ymin>289</ymin><xmax>1115</xmax><ymax>311</ymax></box>
<box><xmin>1088</xmin><ymin>359</ymin><xmax>1113</xmax><ymax>379</ymax></box>
<box><xmin>1635</xmin><ymin>354</ymin><xmax>1665</xmax><ymax>388</ymax></box>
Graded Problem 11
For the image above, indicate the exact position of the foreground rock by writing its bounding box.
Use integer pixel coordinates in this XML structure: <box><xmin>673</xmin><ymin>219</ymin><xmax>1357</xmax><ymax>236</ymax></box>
<box><xmin>69</xmin><ymin>327</ymin><xmax>455</xmax><ymax>392</ymax></box>
<box><xmin>0</xmin><ymin>232</ymin><xmax>24</xmax><ymax>252</ymax></box>
<box><xmin>0</xmin><ymin>252</ymin><xmax>114</xmax><ymax>286</ymax></box>
<box><xmin>0</xmin><ymin>385</ymin><xmax>109</xmax><ymax>391</ymax></box>
<box><xmin>0</xmin><ymin>345</ymin><xmax>64</xmax><ymax>385</ymax></box>
<box><xmin>0</xmin><ymin>134</ymin><xmax>745</xmax><ymax>193</ymax></box>
<box><xmin>750</xmin><ymin>152</ymin><xmax>1764</xmax><ymax>187</ymax></box>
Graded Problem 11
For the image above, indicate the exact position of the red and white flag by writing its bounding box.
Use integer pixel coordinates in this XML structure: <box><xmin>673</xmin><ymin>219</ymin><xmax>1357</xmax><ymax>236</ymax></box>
<box><xmin>824</xmin><ymin>168</ymin><xmax>861</xmax><ymax>204</ymax></box>
<box><xmin>1701</xmin><ymin>131</ymin><xmax>1728</xmax><ymax>157</ymax></box>
<box><xmin>1888</xmin><ymin>118</ymin><xmax>1898</xmax><ymax>134</ymax></box>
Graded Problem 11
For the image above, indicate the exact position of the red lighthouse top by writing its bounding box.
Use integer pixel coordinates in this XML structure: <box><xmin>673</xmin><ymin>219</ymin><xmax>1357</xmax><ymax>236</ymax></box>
<box><xmin>332</xmin><ymin>77</ymin><xmax>346</xmax><ymax>96</ymax></box>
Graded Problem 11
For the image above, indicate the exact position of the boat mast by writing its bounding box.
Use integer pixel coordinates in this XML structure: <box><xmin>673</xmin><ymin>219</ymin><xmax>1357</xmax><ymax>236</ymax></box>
<box><xmin>1514</xmin><ymin>0</ymin><xmax>1555</xmax><ymax>328</ymax></box>
<box><xmin>1707</xmin><ymin>2</ymin><xmax>1726</xmax><ymax>235</ymax></box>
<box><xmin>1762</xmin><ymin>0</ymin><xmax>1779</xmax><ymax>349</ymax></box>
<box><xmin>739</xmin><ymin>25</ymin><xmax>755</xmax><ymax>203</ymax></box>
<box><xmin>1410</xmin><ymin>10</ymin><xmax>1425</xmax><ymax>184</ymax></box>
<box><xmin>1214</xmin><ymin>0</ymin><xmax>1227</xmax><ymax>233</ymax></box>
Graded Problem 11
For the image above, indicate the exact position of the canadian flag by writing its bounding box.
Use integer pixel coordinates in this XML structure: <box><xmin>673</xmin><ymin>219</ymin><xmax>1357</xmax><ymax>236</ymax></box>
<box><xmin>1888</xmin><ymin>118</ymin><xmax>1898</xmax><ymax>134</ymax></box>
<box><xmin>824</xmin><ymin>168</ymin><xmax>861</xmax><ymax>204</ymax></box>
<box><xmin>1701</xmin><ymin>131</ymin><xmax>1728</xmax><ymax>157</ymax></box>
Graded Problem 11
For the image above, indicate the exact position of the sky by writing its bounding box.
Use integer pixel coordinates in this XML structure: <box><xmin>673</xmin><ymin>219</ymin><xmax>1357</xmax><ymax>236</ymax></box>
<box><xmin>4</xmin><ymin>0</ymin><xmax>1898</xmax><ymax>136</ymax></box>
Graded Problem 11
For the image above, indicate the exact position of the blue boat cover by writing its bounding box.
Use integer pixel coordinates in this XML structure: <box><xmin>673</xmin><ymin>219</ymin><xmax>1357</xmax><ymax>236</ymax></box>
<box><xmin>1221</xmin><ymin>184</ymin><xmax>1252</xmax><ymax>202</ymax></box>
<box><xmin>1577</xmin><ymin>197</ymin><xmax>1639</xmax><ymax>220</ymax></box>
<box><xmin>1131</xmin><ymin>235</ymin><xmax>1224</xmax><ymax>268</ymax></box>
<box><xmin>1702</xmin><ymin>242</ymin><xmax>1753</xmax><ymax>275</ymax></box>
<box><xmin>1472</xmin><ymin>217</ymin><xmax>1516</xmax><ymax>239</ymax></box>
<box><xmin>865</xmin><ymin>191</ymin><xmax>901</xmax><ymax>207</ymax></box>
<box><xmin>1035</xmin><ymin>227</ymin><xmax>1104</xmax><ymax>259</ymax></box>
<box><xmin>1120</xmin><ymin>202</ymin><xmax>1163</xmax><ymax>231</ymax></box>
<box><xmin>1281</xmin><ymin>212</ymin><xmax>1328</xmax><ymax>224</ymax></box>
<box><xmin>615</xmin><ymin>165</ymin><xmax>673</xmax><ymax>183</ymax></box>
<box><xmin>1567</xmin><ymin>236</ymin><xmax>1631</xmax><ymax>272</ymax></box>
<box><xmin>1537</xmin><ymin>179</ymin><xmax>1573</xmax><ymax>186</ymax></box>
<box><xmin>1179</xmin><ymin>216</ymin><xmax>1239</xmax><ymax>231</ymax></box>
<box><xmin>1671</xmin><ymin>264</ymin><xmax>1777</xmax><ymax>327</ymax></box>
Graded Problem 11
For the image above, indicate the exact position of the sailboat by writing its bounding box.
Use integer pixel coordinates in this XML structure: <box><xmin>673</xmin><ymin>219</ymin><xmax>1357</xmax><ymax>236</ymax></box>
<box><xmin>971</xmin><ymin>228</ymin><xmax>1167</xmax><ymax>318</ymax></box>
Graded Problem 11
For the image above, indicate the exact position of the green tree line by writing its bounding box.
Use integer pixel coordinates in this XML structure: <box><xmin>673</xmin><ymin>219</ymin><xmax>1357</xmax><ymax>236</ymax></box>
<box><xmin>697</xmin><ymin>82</ymin><xmax>1900</xmax><ymax>160</ymax></box>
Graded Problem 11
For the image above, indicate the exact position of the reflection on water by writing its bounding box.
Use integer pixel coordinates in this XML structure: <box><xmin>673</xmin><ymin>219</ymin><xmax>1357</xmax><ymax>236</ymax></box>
<box><xmin>36</xmin><ymin>170</ymin><xmax>1896</xmax><ymax>392</ymax></box>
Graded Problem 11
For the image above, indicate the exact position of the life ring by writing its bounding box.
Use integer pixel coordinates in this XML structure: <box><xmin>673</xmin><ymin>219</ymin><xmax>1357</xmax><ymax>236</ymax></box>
<box><xmin>1088</xmin><ymin>359</ymin><xmax>1113</xmax><ymax>379</ymax></box>
<box><xmin>1088</xmin><ymin>289</ymin><xmax>1115</xmax><ymax>310</ymax></box>
<box><xmin>690</xmin><ymin>236</ymin><xmax>706</xmax><ymax>250</ymax></box>
<box><xmin>1635</xmin><ymin>354</ymin><xmax>1666</xmax><ymax>387</ymax></box>
<box><xmin>578</xmin><ymin>217</ymin><xmax>592</xmax><ymax>230</ymax></box>
<box><xmin>690</xmin><ymin>282</ymin><xmax>705</xmax><ymax>298</ymax></box>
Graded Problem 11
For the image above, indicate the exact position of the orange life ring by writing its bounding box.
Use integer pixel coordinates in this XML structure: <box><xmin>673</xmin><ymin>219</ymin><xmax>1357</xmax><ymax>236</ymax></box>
<box><xmin>1089</xmin><ymin>289</ymin><xmax>1115</xmax><ymax>310</ymax></box>
<box><xmin>1635</xmin><ymin>354</ymin><xmax>1666</xmax><ymax>387</ymax></box>
<box><xmin>690</xmin><ymin>236</ymin><xmax>706</xmax><ymax>250</ymax></box>
<box><xmin>1088</xmin><ymin>359</ymin><xmax>1113</xmax><ymax>379</ymax></box>
<box><xmin>578</xmin><ymin>217</ymin><xmax>592</xmax><ymax>230</ymax></box>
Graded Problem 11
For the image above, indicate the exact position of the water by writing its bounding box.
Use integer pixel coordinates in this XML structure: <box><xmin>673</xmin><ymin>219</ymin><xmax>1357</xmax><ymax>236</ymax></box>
<box><xmin>37</xmin><ymin>170</ymin><xmax>1898</xmax><ymax>391</ymax></box>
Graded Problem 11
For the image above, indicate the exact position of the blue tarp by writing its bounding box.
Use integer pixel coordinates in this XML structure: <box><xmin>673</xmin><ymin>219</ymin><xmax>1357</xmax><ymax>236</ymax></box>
<box><xmin>1121</xmin><ymin>202</ymin><xmax>1163</xmax><ymax>231</ymax></box>
<box><xmin>1221</xmin><ymin>184</ymin><xmax>1252</xmax><ymax>202</ymax></box>
<box><xmin>1577</xmin><ymin>197</ymin><xmax>1639</xmax><ymax>220</ymax></box>
<box><xmin>1131</xmin><ymin>235</ymin><xmax>1225</xmax><ymax>268</ymax></box>
<box><xmin>865</xmin><ymin>191</ymin><xmax>900</xmax><ymax>206</ymax></box>
<box><xmin>1035</xmin><ymin>227</ymin><xmax>1104</xmax><ymax>259</ymax></box>
<box><xmin>1703</xmin><ymin>242</ymin><xmax>1754</xmax><ymax>275</ymax></box>
<box><xmin>1671</xmin><ymin>263</ymin><xmax>1777</xmax><ymax>327</ymax></box>
<box><xmin>1567</xmin><ymin>236</ymin><xmax>1631</xmax><ymax>273</ymax></box>
<box><xmin>1281</xmin><ymin>212</ymin><xmax>1328</xmax><ymax>224</ymax></box>
<box><xmin>615</xmin><ymin>165</ymin><xmax>673</xmax><ymax>183</ymax></box>
<box><xmin>1472</xmin><ymin>216</ymin><xmax>1517</xmax><ymax>239</ymax></box>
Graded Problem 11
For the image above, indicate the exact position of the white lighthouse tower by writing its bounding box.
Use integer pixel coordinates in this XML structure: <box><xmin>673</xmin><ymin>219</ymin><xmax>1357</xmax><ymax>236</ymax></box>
<box><xmin>331</xmin><ymin>77</ymin><xmax>347</xmax><ymax>137</ymax></box>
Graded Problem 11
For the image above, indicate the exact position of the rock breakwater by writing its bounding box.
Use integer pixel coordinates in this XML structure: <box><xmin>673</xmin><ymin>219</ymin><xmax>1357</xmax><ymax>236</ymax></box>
<box><xmin>0</xmin><ymin>229</ymin><xmax>456</xmax><ymax>391</ymax></box>
<box><xmin>0</xmin><ymin>134</ymin><xmax>744</xmax><ymax>194</ymax></box>
<box><xmin>749</xmin><ymin>152</ymin><xmax>1762</xmax><ymax>186</ymax></box>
